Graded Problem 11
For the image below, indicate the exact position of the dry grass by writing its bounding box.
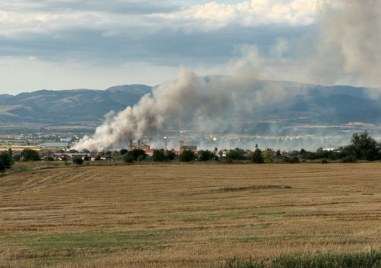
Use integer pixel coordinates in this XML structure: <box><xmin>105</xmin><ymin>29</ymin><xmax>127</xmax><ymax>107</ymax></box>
<box><xmin>1</xmin><ymin>163</ymin><xmax>381</xmax><ymax>267</ymax></box>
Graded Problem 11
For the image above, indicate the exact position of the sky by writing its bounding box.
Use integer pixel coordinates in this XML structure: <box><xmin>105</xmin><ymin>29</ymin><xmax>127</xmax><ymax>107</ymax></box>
<box><xmin>0</xmin><ymin>0</ymin><xmax>377</xmax><ymax>94</ymax></box>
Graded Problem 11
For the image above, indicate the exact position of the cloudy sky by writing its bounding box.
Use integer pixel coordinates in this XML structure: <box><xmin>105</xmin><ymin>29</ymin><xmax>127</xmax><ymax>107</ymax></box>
<box><xmin>0</xmin><ymin>0</ymin><xmax>364</xmax><ymax>94</ymax></box>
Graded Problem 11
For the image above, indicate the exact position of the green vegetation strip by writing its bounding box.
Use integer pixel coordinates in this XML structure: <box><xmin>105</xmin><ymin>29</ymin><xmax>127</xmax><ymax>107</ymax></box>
<box><xmin>224</xmin><ymin>251</ymin><xmax>381</xmax><ymax>268</ymax></box>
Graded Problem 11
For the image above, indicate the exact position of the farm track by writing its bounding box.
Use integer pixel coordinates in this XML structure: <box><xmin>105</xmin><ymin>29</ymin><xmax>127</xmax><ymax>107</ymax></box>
<box><xmin>0</xmin><ymin>163</ymin><xmax>381</xmax><ymax>267</ymax></box>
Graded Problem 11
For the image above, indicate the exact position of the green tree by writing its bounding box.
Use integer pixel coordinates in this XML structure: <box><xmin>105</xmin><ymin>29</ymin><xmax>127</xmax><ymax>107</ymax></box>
<box><xmin>226</xmin><ymin>148</ymin><xmax>247</xmax><ymax>160</ymax></box>
<box><xmin>0</xmin><ymin>152</ymin><xmax>13</xmax><ymax>172</ymax></box>
<box><xmin>0</xmin><ymin>161</ymin><xmax>4</xmax><ymax>172</ymax></box>
<box><xmin>346</xmin><ymin>132</ymin><xmax>380</xmax><ymax>161</ymax></box>
<box><xmin>198</xmin><ymin>150</ymin><xmax>215</xmax><ymax>162</ymax></box>
<box><xmin>20</xmin><ymin>149</ymin><xmax>40</xmax><ymax>161</ymax></box>
<box><xmin>152</xmin><ymin>149</ymin><xmax>166</xmax><ymax>162</ymax></box>
<box><xmin>165</xmin><ymin>150</ymin><xmax>176</xmax><ymax>161</ymax></box>
<box><xmin>179</xmin><ymin>150</ymin><xmax>196</xmax><ymax>162</ymax></box>
<box><xmin>123</xmin><ymin>149</ymin><xmax>146</xmax><ymax>163</ymax></box>
<box><xmin>263</xmin><ymin>148</ymin><xmax>274</xmax><ymax>163</ymax></box>
<box><xmin>72</xmin><ymin>157</ymin><xmax>84</xmax><ymax>165</ymax></box>
<box><xmin>251</xmin><ymin>148</ymin><xmax>264</xmax><ymax>164</ymax></box>
<box><xmin>120</xmin><ymin>149</ymin><xmax>128</xmax><ymax>156</ymax></box>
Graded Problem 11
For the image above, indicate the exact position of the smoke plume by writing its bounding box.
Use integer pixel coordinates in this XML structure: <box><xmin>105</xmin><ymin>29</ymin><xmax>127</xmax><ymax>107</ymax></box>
<box><xmin>74</xmin><ymin>1</ymin><xmax>381</xmax><ymax>151</ymax></box>
<box><xmin>309</xmin><ymin>0</ymin><xmax>381</xmax><ymax>87</ymax></box>
<box><xmin>74</xmin><ymin>69</ymin><xmax>298</xmax><ymax>151</ymax></box>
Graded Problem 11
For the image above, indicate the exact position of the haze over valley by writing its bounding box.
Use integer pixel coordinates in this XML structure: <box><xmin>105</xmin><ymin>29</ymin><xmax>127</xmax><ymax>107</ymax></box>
<box><xmin>1</xmin><ymin>0</ymin><xmax>381</xmax><ymax>151</ymax></box>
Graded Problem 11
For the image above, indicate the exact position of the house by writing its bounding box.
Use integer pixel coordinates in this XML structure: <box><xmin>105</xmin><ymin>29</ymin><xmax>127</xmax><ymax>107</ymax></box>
<box><xmin>179</xmin><ymin>140</ymin><xmax>197</xmax><ymax>152</ymax></box>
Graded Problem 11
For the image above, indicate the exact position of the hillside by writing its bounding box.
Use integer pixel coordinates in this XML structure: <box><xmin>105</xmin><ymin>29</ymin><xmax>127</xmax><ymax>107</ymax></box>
<box><xmin>0</xmin><ymin>85</ymin><xmax>152</xmax><ymax>125</ymax></box>
<box><xmin>0</xmin><ymin>82</ymin><xmax>380</xmax><ymax>134</ymax></box>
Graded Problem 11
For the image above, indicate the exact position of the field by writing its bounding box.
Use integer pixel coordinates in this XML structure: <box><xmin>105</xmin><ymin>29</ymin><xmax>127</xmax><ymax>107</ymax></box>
<box><xmin>1</xmin><ymin>163</ymin><xmax>381</xmax><ymax>267</ymax></box>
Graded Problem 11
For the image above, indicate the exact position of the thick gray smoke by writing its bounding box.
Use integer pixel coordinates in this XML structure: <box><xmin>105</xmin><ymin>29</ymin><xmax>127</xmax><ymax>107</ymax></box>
<box><xmin>74</xmin><ymin>1</ymin><xmax>381</xmax><ymax>151</ymax></box>
<box><xmin>310</xmin><ymin>0</ymin><xmax>381</xmax><ymax>87</ymax></box>
<box><xmin>74</xmin><ymin>69</ymin><xmax>298</xmax><ymax>151</ymax></box>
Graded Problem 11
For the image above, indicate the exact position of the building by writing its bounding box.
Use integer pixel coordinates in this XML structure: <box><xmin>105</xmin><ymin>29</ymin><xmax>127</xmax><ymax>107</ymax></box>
<box><xmin>127</xmin><ymin>140</ymin><xmax>154</xmax><ymax>156</ymax></box>
<box><xmin>179</xmin><ymin>140</ymin><xmax>197</xmax><ymax>153</ymax></box>
<box><xmin>128</xmin><ymin>140</ymin><xmax>150</xmax><ymax>151</ymax></box>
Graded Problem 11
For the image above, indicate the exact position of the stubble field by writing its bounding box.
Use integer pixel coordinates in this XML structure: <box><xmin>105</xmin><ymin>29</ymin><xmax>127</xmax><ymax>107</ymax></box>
<box><xmin>0</xmin><ymin>163</ymin><xmax>381</xmax><ymax>267</ymax></box>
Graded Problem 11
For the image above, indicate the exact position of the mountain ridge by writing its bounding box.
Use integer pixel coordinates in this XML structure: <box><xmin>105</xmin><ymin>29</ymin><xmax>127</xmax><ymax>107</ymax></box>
<box><xmin>0</xmin><ymin>82</ymin><xmax>380</xmax><ymax>134</ymax></box>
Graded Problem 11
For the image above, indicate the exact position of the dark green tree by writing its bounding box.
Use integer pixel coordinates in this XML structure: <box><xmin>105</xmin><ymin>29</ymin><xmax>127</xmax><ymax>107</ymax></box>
<box><xmin>165</xmin><ymin>150</ymin><xmax>176</xmax><ymax>161</ymax></box>
<box><xmin>251</xmin><ymin>148</ymin><xmax>264</xmax><ymax>164</ymax></box>
<box><xmin>20</xmin><ymin>149</ymin><xmax>40</xmax><ymax>161</ymax></box>
<box><xmin>0</xmin><ymin>152</ymin><xmax>13</xmax><ymax>172</ymax></box>
<box><xmin>179</xmin><ymin>150</ymin><xmax>196</xmax><ymax>162</ymax></box>
<box><xmin>198</xmin><ymin>150</ymin><xmax>215</xmax><ymax>161</ymax></box>
<box><xmin>120</xmin><ymin>149</ymin><xmax>128</xmax><ymax>156</ymax></box>
<box><xmin>226</xmin><ymin>148</ymin><xmax>247</xmax><ymax>160</ymax></box>
<box><xmin>72</xmin><ymin>157</ymin><xmax>84</xmax><ymax>165</ymax></box>
<box><xmin>152</xmin><ymin>149</ymin><xmax>166</xmax><ymax>162</ymax></box>
<box><xmin>0</xmin><ymin>161</ymin><xmax>4</xmax><ymax>172</ymax></box>
<box><xmin>124</xmin><ymin>149</ymin><xmax>146</xmax><ymax>162</ymax></box>
<box><xmin>346</xmin><ymin>132</ymin><xmax>380</xmax><ymax>161</ymax></box>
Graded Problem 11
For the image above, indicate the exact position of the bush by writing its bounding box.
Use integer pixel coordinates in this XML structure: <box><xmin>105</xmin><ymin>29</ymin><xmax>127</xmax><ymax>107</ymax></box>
<box><xmin>342</xmin><ymin>155</ymin><xmax>357</xmax><ymax>163</ymax></box>
<box><xmin>124</xmin><ymin>155</ymin><xmax>134</xmax><ymax>163</ymax></box>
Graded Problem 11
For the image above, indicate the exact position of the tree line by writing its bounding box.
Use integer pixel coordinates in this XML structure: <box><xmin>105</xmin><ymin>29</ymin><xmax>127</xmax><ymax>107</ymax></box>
<box><xmin>120</xmin><ymin>132</ymin><xmax>381</xmax><ymax>164</ymax></box>
<box><xmin>1</xmin><ymin>132</ymin><xmax>380</xmax><ymax>170</ymax></box>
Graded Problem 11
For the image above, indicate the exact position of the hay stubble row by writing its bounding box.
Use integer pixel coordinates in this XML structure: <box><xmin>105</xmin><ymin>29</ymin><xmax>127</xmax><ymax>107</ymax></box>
<box><xmin>0</xmin><ymin>163</ymin><xmax>381</xmax><ymax>267</ymax></box>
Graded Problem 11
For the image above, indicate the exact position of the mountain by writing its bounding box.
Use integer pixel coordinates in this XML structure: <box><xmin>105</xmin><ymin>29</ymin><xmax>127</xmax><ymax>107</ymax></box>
<box><xmin>0</xmin><ymin>82</ymin><xmax>380</xmax><ymax>135</ymax></box>
<box><xmin>0</xmin><ymin>85</ymin><xmax>152</xmax><ymax>125</ymax></box>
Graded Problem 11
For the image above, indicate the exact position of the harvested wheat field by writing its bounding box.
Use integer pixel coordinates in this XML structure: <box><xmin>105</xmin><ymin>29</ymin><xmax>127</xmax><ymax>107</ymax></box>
<box><xmin>1</xmin><ymin>163</ymin><xmax>381</xmax><ymax>267</ymax></box>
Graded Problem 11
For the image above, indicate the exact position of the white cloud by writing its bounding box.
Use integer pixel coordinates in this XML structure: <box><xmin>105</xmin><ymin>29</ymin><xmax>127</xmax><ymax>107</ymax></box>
<box><xmin>0</xmin><ymin>0</ymin><xmax>323</xmax><ymax>93</ymax></box>
<box><xmin>156</xmin><ymin>0</ymin><xmax>319</xmax><ymax>30</ymax></box>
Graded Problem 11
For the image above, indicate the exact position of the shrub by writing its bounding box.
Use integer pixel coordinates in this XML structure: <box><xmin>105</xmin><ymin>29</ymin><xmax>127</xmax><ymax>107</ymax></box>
<box><xmin>342</xmin><ymin>155</ymin><xmax>356</xmax><ymax>163</ymax></box>
<box><xmin>124</xmin><ymin>155</ymin><xmax>134</xmax><ymax>163</ymax></box>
